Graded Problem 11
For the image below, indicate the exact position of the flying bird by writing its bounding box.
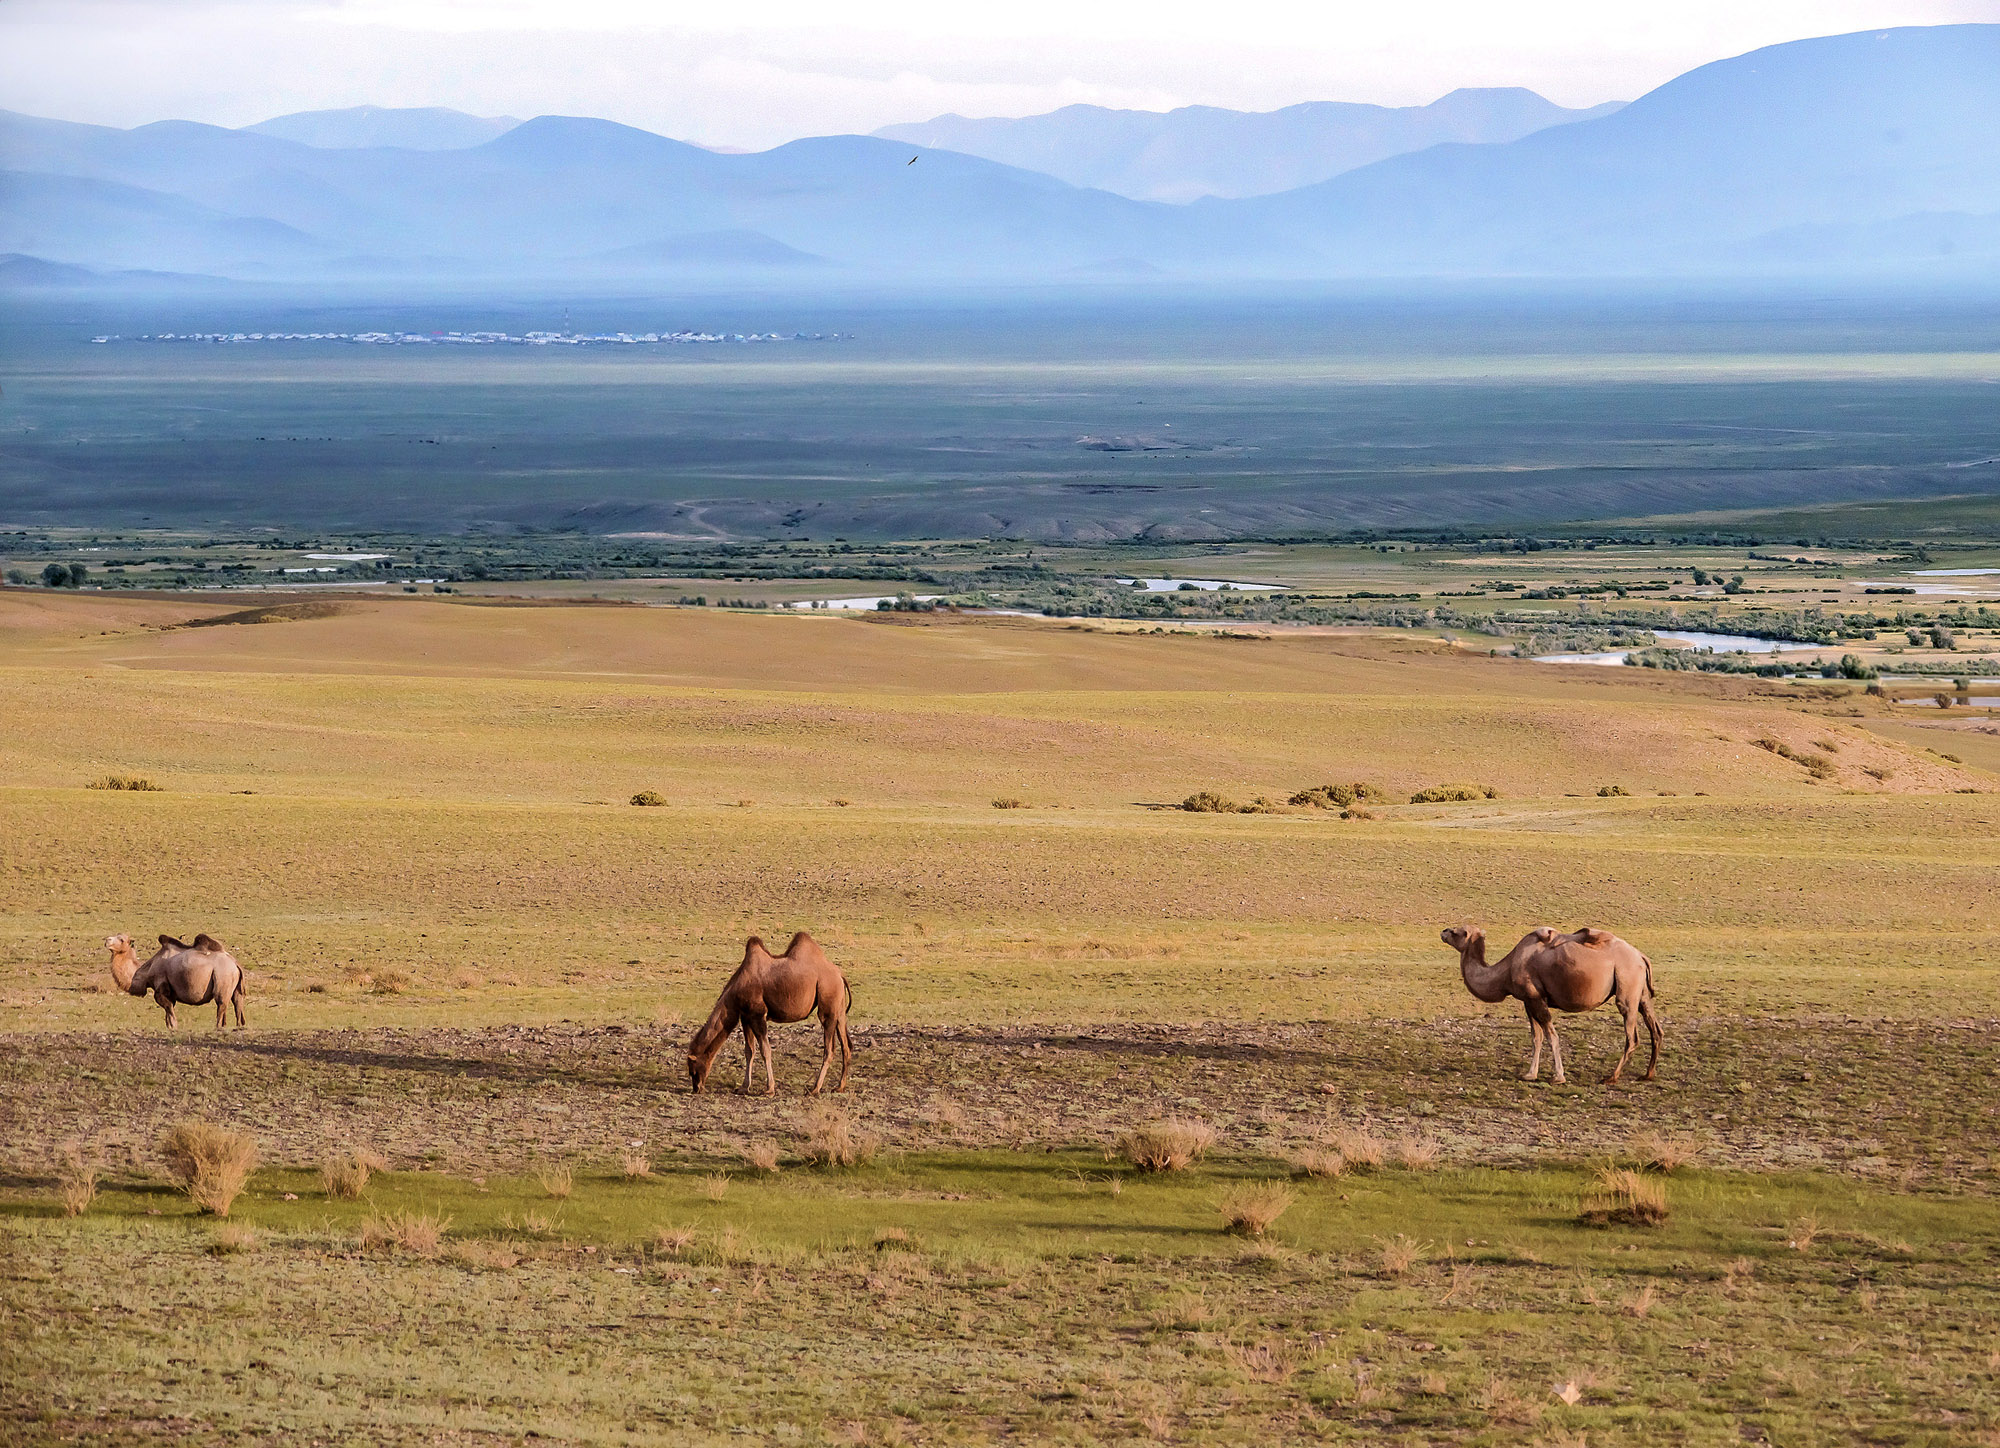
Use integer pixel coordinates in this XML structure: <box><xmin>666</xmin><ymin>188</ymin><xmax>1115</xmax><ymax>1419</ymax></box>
<box><xmin>907</xmin><ymin>155</ymin><xmax>918</xmax><ymax>165</ymax></box>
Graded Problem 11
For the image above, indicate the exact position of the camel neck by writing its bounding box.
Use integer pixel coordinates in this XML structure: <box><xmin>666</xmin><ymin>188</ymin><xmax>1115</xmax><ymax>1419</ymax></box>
<box><xmin>1458</xmin><ymin>944</ymin><xmax>1510</xmax><ymax>1003</ymax></box>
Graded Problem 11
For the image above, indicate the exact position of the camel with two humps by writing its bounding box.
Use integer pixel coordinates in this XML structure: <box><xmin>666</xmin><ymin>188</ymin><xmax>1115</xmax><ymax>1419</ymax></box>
<box><xmin>1441</xmin><ymin>924</ymin><xmax>1659</xmax><ymax>1084</ymax></box>
<box><xmin>107</xmin><ymin>933</ymin><xmax>246</xmax><ymax>1029</ymax></box>
<box><xmin>688</xmin><ymin>932</ymin><xmax>853</xmax><ymax>1095</ymax></box>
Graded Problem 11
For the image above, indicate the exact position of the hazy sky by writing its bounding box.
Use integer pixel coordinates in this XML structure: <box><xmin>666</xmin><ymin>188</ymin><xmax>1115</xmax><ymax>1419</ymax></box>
<box><xmin>4</xmin><ymin>0</ymin><xmax>1998</xmax><ymax>148</ymax></box>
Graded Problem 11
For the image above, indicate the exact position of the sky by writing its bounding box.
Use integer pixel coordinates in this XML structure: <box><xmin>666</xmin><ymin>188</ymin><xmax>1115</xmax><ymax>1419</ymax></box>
<box><xmin>3</xmin><ymin>0</ymin><xmax>1998</xmax><ymax>149</ymax></box>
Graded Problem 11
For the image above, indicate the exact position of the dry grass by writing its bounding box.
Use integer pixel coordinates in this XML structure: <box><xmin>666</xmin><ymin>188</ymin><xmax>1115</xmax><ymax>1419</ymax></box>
<box><xmin>1787</xmin><ymin>1212</ymin><xmax>1822</xmax><ymax>1253</ymax></box>
<box><xmin>1119</xmin><ymin>1118</ymin><xmax>1217</xmax><ymax>1173</ymax></box>
<box><xmin>702</xmin><ymin>1172</ymin><xmax>732</xmax><ymax>1200</ymax></box>
<box><xmin>1579</xmin><ymin>1167</ymin><xmax>1670</xmax><ymax>1227</ymax></box>
<box><xmin>53</xmin><ymin>1141</ymin><xmax>98</xmax><ymax>1217</ymax></box>
<box><xmin>802</xmin><ymin>1104</ymin><xmax>878</xmax><ymax>1168</ymax></box>
<box><xmin>1377</xmin><ymin>1233</ymin><xmax>1431</xmax><ymax>1276</ymax></box>
<box><xmin>654</xmin><ymin>1225</ymin><xmax>698</xmax><ymax>1256</ymax></box>
<box><xmin>370</xmin><ymin>968</ymin><xmax>411</xmax><ymax>996</ymax></box>
<box><xmin>619</xmin><ymin>1150</ymin><xmax>653</xmax><ymax>1181</ymax></box>
<box><xmin>159</xmin><ymin>1120</ymin><xmax>257</xmax><ymax>1217</ymax></box>
<box><xmin>1626</xmin><ymin>1282</ymin><xmax>1657</xmax><ymax>1318</ymax></box>
<box><xmin>536</xmin><ymin>1161</ymin><xmax>574</xmax><ymax>1199</ymax></box>
<box><xmin>1290</xmin><ymin>1146</ymin><xmax>1347</xmax><ymax>1179</ymax></box>
<box><xmin>207</xmin><ymin>1223</ymin><xmax>258</xmax><ymax>1256</ymax></box>
<box><xmin>452</xmin><ymin>968</ymin><xmax>483</xmax><ymax>989</ymax></box>
<box><xmin>359</xmin><ymin>1209</ymin><xmax>449</xmax><ymax>1256</ymax></box>
<box><xmin>1630</xmin><ymin>1130</ymin><xmax>1702</xmax><ymax>1173</ymax></box>
<box><xmin>1218</xmin><ymin>1182</ymin><xmax>1296</xmax><ymax>1237</ymax></box>
<box><xmin>1391</xmin><ymin>1134</ymin><xmax>1442</xmax><ymax>1170</ymax></box>
<box><xmin>85</xmin><ymin>774</ymin><xmax>162</xmax><ymax>791</ymax></box>
<box><xmin>744</xmin><ymin>1140</ymin><xmax>781</xmax><ymax>1173</ymax></box>
<box><xmin>320</xmin><ymin>1151</ymin><xmax>374</xmax><ymax>1199</ymax></box>
<box><xmin>630</xmin><ymin>790</ymin><xmax>668</xmax><ymax>807</ymax></box>
<box><xmin>1228</xmin><ymin>1340</ymin><xmax>1299</xmax><ymax>1383</ymax></box>
<box><xmin>1325</xmin><ymin>1125</ymin><xmax>1385</xmax><ymax>1170</ymax></box>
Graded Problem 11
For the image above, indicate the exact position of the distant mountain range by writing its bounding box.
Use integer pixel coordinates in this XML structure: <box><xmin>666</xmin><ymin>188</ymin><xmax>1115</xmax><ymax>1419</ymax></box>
<box><xmin>244</xmin><ymin>106</ymin><xmax>522</xmax><ymax>151</ymax></box>
<box><xmin>875</xmin><ymin>89</ymin><xmax>1623</xmax><ymax>202</ymax></box>
<box><xmin>2</xmin><ymin>25</ymin><xmax>1997</xmax><ymax>286</ymax></box>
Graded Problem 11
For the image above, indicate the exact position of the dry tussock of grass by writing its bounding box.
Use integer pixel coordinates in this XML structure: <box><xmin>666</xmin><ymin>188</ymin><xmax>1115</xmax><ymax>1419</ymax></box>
<box><xmin>1391</xmin><ymin>1134</ymin><xmax>1442</xmax><ymax>1170</ymax></box>
<box><xmin>1377</xmin><ymin>1233</ymin><xmax>1431</xmax><ymax>1276</ymax></box>
<box><xmin>872</xmin><ymin>1226</ymin><xmax>915</xmax><ymax>1251</ymax></box>
<box><xmin>920</xmin><ymin>1097</ymin><xmax>968</xmax><ymax>1133</ymax></box>
<box><xmin>320</xmin><ymin>1151</ymin><xmax>373</xmax><ymax>1199</ymax></box>
<box><xmin>445</xmin><ymin>1241</ymin><xmax>521</xmax><ymax>1270</ymax></box>
<box><xmin>1119</xmin><ymin>1118</ymin><xmax>1216</xmax><ymax>1173</ymax></box>
<box><xmin>1218</xmin><ymin>1182</ymin><xmax>1296</xmax><ymax>1237</ymax></box>
<box><xmin>53</xmin><ymin>1141</ymin><xmax>98</xmax><ymax>1217</ymax></box>
<box><xmin>1227</xmin><ymin>1340</ymin><xmax>1298</xmax><ymax>1384</ymax></box>
<box><xmin>802</xmin><ymin>1104</ymin><xmax>878</xmax><ymax>1168</ymax></box>
<box><xmin>207</xmin><ymin>1223</ymin><xmax>258</xmax><ymax>1255</ymax></box>
<box><xmin>370</xmin><ymin>968</ymin><xmax>411</xmax><ymax>995</ymax></box>
<box><xmin>743</xmin><ymin>1140</ymin><xmax>781</xmax><ymax>1173</ymax></box>
<box><xmin>655</xmin><ymin>1225</ymin><xmax>697</xmax><ymax>1256</ymax></box>
<box><xmin>536</xmin><ymin>1161</ymin><xmax>574</xmax><ymax>1199</ymax></box>
<box><xmin>159</xmin><ymin>1120</ymin><xmax>257</xmax><ymax>1217</ymax></box>
<box><xmin>1478</xmin><ymin>1377</ymin><xmax>1545</xmax><ymax>1426</ymax></box>
<box><xmin>1787</xmin><ymin>1212</ymin><xmax>1821</xmax><ymax>1253</ymax></box>
<box><xmin>452</xmin><ymin>968</ymin><xmax>483</xmax><ymax>989</ymax></box>
<box><xmin>619</xmin><ymin>1150</ymin><xmax>653</xmax><ymax>1181</ymax></box>
<box><xmin>1626</xmin><ymin>1282</ymin><xmax>1657</xmax><ymax>1318</ymax></box>
<box><xmin>1579</xmin><ymin>1167</ymin><xmax>1670</xmax><ymax>1227</ymax></box>
<box><xmin>1325</xmin><ymin>1124</ymin><xmax>1385</xmax><ymax>1169</ymax></box>
<box><xmin>501</xmin><ymin>1209</ymin><xmax>560</xmax><ymax>1236</ymax></box>
<box><xmin>703</xmin><ymin>1172</ymin><xmax>732</xmax><ymax>1200</ymax></box>
<box><xmin>360</xmin><ymin>1208</ymin><xmax>450</xmax><ymax>1255</ymax></box>
<box><xmin>1290</xmin><ymin>1146</ymin><xmax>1347</xmax><ymax>1179</ymax></box>
<box><xmin>86</xmin><ymin>774</ymin><xmax>162</xmax><ymax>791</ymax></box>
<box><xmin>1629</xmin><ymin>1129</ymin><xmax>1702</xmax><ymax>1173</ymax></box>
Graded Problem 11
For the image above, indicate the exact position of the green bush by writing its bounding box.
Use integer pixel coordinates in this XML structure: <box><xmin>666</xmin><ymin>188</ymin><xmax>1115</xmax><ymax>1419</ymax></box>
<box><xmin>1181</xmin><ymin>791</ymin><xmax>1238</xmax><ymax>813</ymax></box>
<box><xmin>1409</xmin><ymin>783</ymin><xmax>1499</xmax><ymax>804</ymax></box>
<box><xmin>1287</xmin><ymin>781</ymin><xmax>1383</xmax><ymax>809</ymax></box>
<box><xmin>630</xmin><ymin>790</ymin><xmax>668</xmax><ymax>807</ymax></box>
<box><xmin>1597</xmin><ymin>784</ymin><xmax>1631</xmax><ymax>797</ymax></box>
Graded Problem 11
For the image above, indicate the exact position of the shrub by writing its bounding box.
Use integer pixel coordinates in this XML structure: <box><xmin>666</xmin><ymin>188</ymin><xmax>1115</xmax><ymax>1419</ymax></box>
<box><xmin>1596</xmin><ymin>784</ymin><xmax>1630</xmax><ymax>797</ymax></box>
<box><xmin>1180</xmin><ymin>790</ymin><xmax>1238</xmax><ymax>813</ymax></box>
<box><xmin>1376</xmin><ymin>1233</ymin><xmax>1430</xmax><ymax>1275</ymax></box>
<box><xmin>1752</xmin><ymin>736</ymin><xmax>1836</xmax><ymax>778</ymax></box>
<box><xmin>630</xmin><ymin>790</ymin><xmax>668</xmax><ymax>807</ymax></box>
<box><xmin>1289</xmin><ymin>1147</ymin><xmax>1347</xmax><ymax>1179</ymax></box>
<box><xmin>536</xmin><ymin>1161</ymin><xmax>574</xmax><ymax>1199</ymax></box>
<box><xmin>1325</xmin><ymin>1125</ymin><xmax>1385</xmax><ymax>1170</ymax></box>
<box><xmin>802</xmin><ymin>1104</ymin><xmax>878</xmax><ymax>1168</ymax></box>
<box><xmin>320</xmin><ymin>1149</ymin><xmax>380</xmax><ymax>1199</ymax></box>
<box><xmin>1289</xmin><ymin>782</ymin><xmax>1379</xmax><ymax>809</ymax></box>
<box><xmin>369</xmin><ymin>968</ymin><xmax>410</xmax><ymax>995</ymax></box>
<box><xmin>1628</xmin><ymin>1130</ymin><xmax>1701</xmax><ymax>1173</ymax></box>
<box><xmin>360</xmin><ymin>1209</ymin><xmax>449</xmax><ymax>1255</ymax></box>
<box><xmin>991</xmin><ymin>797</ymin><xmax>1025</xmax><ymax>809</ymax></box>
<box><xmin>159</xmin><ymin>1121</ymin><xmax>257</xmax><ymax>1217</ymax></box>
<box><xmin>86</xmin><ymin>775</ymin><xmax>163</xmax><ymax>792</ymax></box>
<box><xmin>1410</xmin><ymin>783</ymin><xmax>1498</xmax><ymax>803</ymax></box>
<box><xmin>54</xmin><ymin>1141</ymin><xmax>98</xmax><ymax>1217</ymax></box>
<box><xmin>1578</xmin><ymin>1167</ymin><xmax>1669</xmax><ymax>1227</ymax></box>
<box><xmin>1119</xmin><ymin>1118</ymin><xmax>1216</xmax><ymax>1173</ymax></box>
<box><xmin>1218</xmin><ymin>1182</ymin><xmax>1295</xmax><ymax>1237</ymax></box>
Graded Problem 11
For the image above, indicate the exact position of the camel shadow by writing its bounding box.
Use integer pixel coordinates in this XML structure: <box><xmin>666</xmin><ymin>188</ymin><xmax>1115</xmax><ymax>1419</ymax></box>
<box><xmin>201</xmin><ymin>1035</ymin><xmax>683</xmax><ymax>1095</ymax></box>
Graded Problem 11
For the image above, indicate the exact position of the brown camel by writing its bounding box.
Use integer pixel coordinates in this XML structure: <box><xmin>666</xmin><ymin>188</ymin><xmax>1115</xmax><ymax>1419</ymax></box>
<box><xmin>1440</xmin><ymin>924</ymin><xmax>1659</xmax><ymax>1084</ymax></box>
<box><xmin>107</xmin><ymin>933</ymin><xmax>246</xmax><ymax>1029</ymax></box>
<box><xmin>687</xmin><ymin>932</ymin><xmax>852</xmax><ymax>1095</ymax></box>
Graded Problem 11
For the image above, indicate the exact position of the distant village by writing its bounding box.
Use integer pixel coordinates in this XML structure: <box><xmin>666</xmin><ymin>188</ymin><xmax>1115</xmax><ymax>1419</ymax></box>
<box><xmin>89</xmin><ymin>329</ymin><xmax>843</xmax><ymax>346</ymax></box>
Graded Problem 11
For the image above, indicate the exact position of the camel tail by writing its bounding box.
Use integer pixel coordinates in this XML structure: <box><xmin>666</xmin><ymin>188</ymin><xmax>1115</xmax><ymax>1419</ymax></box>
<box><xmin>844</xmin><ymin>978</ymin><xmax>853</xmax><ymax>1016</ymax></box>
<box><xmin>1644</xmin><ymin>954</ymin><xmax>1656</xmax><ymax>1000</ymax></box>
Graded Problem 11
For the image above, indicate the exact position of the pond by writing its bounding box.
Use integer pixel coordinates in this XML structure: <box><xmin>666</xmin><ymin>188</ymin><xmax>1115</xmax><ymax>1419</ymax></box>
<box><xmin>1534</xmin><ymin>630</ymin><xmax>1822</xmax><ymax>666</ymax></box>
<box><xmin>784</xmin><ymin>594</ymin><xmax>943</xmax><ymax>610</ymax></box>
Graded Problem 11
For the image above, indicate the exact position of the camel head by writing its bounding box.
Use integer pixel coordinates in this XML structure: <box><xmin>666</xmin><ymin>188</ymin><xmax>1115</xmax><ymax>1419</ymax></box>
<box><xmin>686</xmin><ymin>1006</ymin><xmax>734</xmax><ymax>1093</ymax></box>
<box><xmin>106</xmin><ymin>933</ymin><xmax>139</xmax><ymax>992</ymax></box>
<box><xmin>1440</xmin><ymin>925</ymin><xmax>1484</xmax><ymax>956</ymax></box>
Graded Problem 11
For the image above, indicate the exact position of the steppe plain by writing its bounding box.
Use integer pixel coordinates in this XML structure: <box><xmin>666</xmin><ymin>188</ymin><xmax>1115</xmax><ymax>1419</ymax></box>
<box><xmin>3</xmin><ymin>582</ymin><xmax>1998</xmax><ymax>1446</ymax></box>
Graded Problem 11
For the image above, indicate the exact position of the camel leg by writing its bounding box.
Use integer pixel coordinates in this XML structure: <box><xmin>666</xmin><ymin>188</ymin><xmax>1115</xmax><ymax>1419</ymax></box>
<box><xmin>835</xmin><ymin>1018</ymin><xmax>853</xmax><ymax>1092</ymax></box>
<box><xmin>740</xmin><ymin>1023</ymin><xmax>756</xmax><ymax>1094</ymax></box>
<box><xmin>1544</xmin><ymin>1017</ymin><xmax>1567</xmax><ymax>1085</ymax></box>
<box><xmin>1521</xmin><ymin>1004</ymin><xmax>1544</xmax><ymax>1081</ymax></box>
<box><xmin>234</xmin><ymin>983</ymin><xmax>247</xmax><ymax>1028</ymax></box>
<box><xmin>1605</xmin><ymin>1002</ymin><xmax>1640</xmax><ymax>1084</ymax></box>
<box><xmin>760</xmin><ymin>1023</ymin><xmax>778</xmax><ymax>1096</ymax></box>
<box><xmin>1639</xmin><ymin>997</ymin><xmax>1662</xmax><ymax>1081</ymax></box>
<box><xmin>811</xmin><ymin>1014</ymin><xmax>835</xmax><ymax>1096</ymax></box>
<box><xmin>156</xmin><ymin>988</ymin><xmax>176</xmax><ymax>1030</ymax></box>
<box><xmin>215</xmin><ymin>993</ymin><xmax>227</xmax><ymax>1030</ymax></box>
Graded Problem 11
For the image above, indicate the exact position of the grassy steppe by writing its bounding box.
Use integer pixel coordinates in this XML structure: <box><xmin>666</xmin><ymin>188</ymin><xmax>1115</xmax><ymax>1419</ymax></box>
<box><xmin>3</xmin><ymin>589</ymin><xmax>1998</xmax><ymax>1444</ymax></box>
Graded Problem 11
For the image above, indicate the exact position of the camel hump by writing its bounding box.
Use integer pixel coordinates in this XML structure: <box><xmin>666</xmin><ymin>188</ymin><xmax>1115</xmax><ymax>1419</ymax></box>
<box><xmin>784</xmin><ymin>930</ymin><xmax>817</xmax><ymax>954</ymax></box>
<box><xmin>193</xmin><ymin>934</ymin><xmax>225</xmax><ymax>953</ymax></box>
<box><xmin>1573</xmin><ymin>927</ymin><xmax>1615</xmax><ymax>947</ymax></box>
<box><xmin>159</xmin><ymin>934</ymin><xmax>190</xmax><ymax>949</ymax></box>
<box><xmin>1529</xmin><ymin>926</ymin><xmax>1562</xmax><ymax>945</ymax></box>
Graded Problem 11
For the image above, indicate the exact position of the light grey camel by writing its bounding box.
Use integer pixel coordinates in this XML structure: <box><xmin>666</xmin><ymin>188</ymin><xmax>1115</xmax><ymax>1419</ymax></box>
<box><xmin>107</xmin><ymin>933</ymin><xmax>246</xmax><ymax>1029</ymax></box>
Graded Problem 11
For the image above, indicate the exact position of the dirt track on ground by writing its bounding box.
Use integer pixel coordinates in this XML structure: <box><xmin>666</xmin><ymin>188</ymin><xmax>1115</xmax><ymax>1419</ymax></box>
<box><xmin>5</xmin><ymin>1016</ymin><xmax>1995</xmax><ymax>1189</ymax></box>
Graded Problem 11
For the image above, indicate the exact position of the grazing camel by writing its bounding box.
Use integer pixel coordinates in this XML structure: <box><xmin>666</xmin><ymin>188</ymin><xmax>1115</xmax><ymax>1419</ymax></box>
<box><xmin>687</xmin><ymin>933</ymin><xmax>852</xmax><ymax>1095</ymax></box>
<box><xmin>107</xmin><ymin>933</ymin><xmax>246</xmax><ymax>1030</ymax></box>
<box><xmin>1440</xmin><ymin>925</ymin><xmax>1659</xmax><ymax>1084</ymax></box>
